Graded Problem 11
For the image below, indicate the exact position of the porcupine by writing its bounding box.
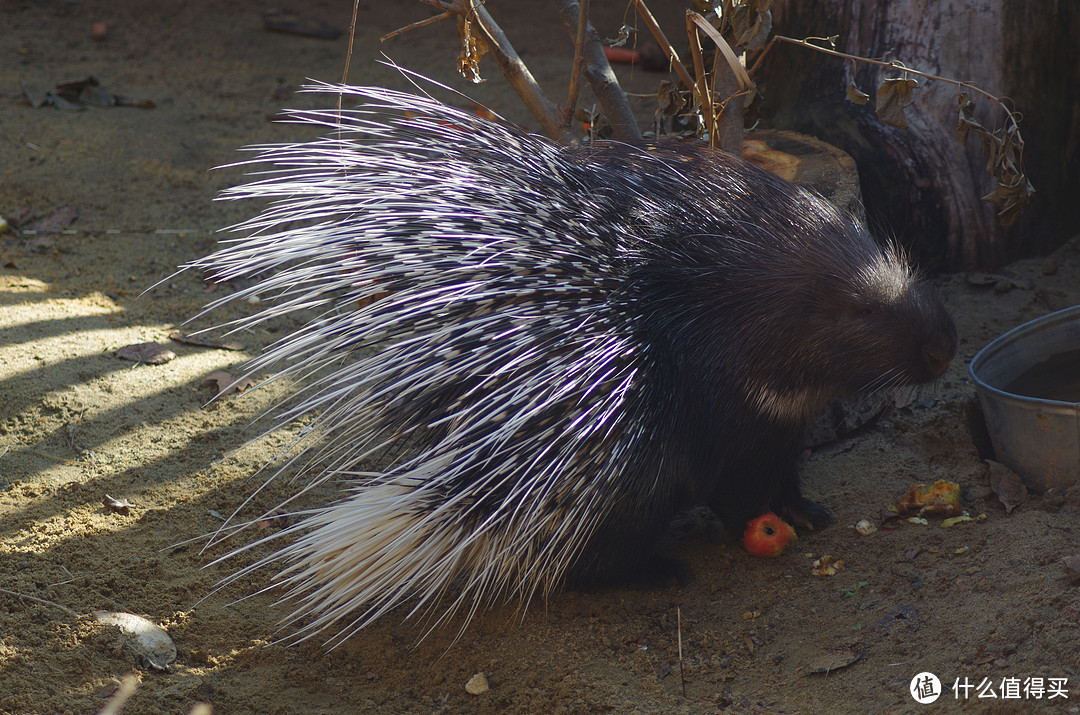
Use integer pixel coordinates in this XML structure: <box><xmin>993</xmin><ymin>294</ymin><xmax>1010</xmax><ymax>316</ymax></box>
<box><xmin>191</xmin><ymin>82</ymin><xmax>957</xmax><ymax>644</ymax></box>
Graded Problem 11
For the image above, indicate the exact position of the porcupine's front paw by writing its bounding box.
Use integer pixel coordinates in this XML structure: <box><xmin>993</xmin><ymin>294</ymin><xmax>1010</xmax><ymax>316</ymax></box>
<box><xmin>775</xmin><ymin>496</ymin><xmax>833</xmax><ymax>532</ymax></box>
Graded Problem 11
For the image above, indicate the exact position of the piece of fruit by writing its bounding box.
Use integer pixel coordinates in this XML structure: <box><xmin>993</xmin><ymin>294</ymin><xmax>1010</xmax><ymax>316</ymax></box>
<box><xmin>896</xmin><ymin>480</ymin><xmax>962</xmax><ymax>517</ymax></box>
<box><xmin>742</xmin><ymin>512</ymin><xmax>798</xmax><ymax>557</ymax></box>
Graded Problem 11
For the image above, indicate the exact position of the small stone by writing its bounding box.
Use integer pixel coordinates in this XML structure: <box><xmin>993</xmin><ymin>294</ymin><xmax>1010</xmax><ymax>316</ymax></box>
<box><xmin>465</xmin><ymin>672</ymin><xmax>489</xmax><ymax>695</ymax></box>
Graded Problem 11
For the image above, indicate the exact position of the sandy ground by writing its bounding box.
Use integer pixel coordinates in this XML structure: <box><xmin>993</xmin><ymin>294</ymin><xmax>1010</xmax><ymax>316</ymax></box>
<box><xmin>3</xmin><ymin>1</ymin><xmax>1080</xmax><ymax>713</ymax></box>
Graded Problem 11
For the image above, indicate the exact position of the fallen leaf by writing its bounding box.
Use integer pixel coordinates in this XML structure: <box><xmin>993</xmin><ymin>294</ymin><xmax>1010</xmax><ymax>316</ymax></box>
<box><xmin>103</xmin><ymin>494</ymin><xmax>134</xmax><ymax>515</ymax></box>
<box><xmin>202</xmin><ymin>371</ymin><xmax>255</xmax><ymax>396</ymax></box>
<box><xmin>804</xmin><ymin>648</ymin><xmax>861</xmax><ymax>675</ymax></box>
<box><xmin>22</xmin><ymin>205</ymin><xmax>79</xmax><ymax>234</ymax></box>
<box><xmin>19</xmin><ymin>80</ymin><xmax>50</xmax><ymax>108</ymax></box>
<box><xmin>116</xmin><ymin>342</ymin><xmax>176</xmax><ymax>364</ymax></box>
<box><xmin>94</xmin><ymin>611</ymin><xmax>176</xmax><ymax>671</ymax></box>
<box><xmin>986</xmin><ymin>460</ymin><xmax>1027</xmax><ymax>513</ymax></box>
<box><xmin>876</xmin><ymin>605</ymin><xmax>919</xmax><ymax>635</ymax></box>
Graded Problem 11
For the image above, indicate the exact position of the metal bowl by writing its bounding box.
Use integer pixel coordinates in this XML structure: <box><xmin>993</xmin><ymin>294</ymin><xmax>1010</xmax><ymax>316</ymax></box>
<box><xmin>969</xmin><ymin>305</ymin><xmax>1080</xmax><ymax>492</ymax></box>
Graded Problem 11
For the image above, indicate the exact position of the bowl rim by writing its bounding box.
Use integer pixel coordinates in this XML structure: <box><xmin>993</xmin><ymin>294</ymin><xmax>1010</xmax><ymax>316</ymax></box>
<box><xmin>968</xmin><ymin>304</ymin><xmax>1080</xmax><ymax>408</ymax></box>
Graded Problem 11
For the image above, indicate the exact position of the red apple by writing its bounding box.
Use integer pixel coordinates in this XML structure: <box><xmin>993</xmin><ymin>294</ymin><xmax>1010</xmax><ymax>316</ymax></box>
<box><xmin>742</xmin><ymin>512</ymin><xmax>798</xmax><ymax>557</ymax></box>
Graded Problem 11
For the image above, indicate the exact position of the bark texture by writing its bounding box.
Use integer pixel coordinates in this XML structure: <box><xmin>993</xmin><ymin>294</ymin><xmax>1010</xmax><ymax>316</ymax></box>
<box><xmin>757</xmin><ymin>0</ymin><xmax>1080</xmax><ymax>270</ymax></box>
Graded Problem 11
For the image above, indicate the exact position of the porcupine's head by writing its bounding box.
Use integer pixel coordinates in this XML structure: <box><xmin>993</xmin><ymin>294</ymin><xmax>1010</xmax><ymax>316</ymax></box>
<box><xmin>585</xmin><ymin>141</ymin><xmax>959</xmax><ymax>428</ymax></box>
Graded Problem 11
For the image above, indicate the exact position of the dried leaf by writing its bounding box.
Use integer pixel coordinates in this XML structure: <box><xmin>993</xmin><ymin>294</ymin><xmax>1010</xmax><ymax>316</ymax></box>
<box><xmin>1063</xmin><ymin>556</ymin><xmax>1080</xmax><ymax>579</ymax></box>
<box><xmin>202</xmin><ymin>371</ymin><xmax>255</xmax><ymax>396</ymax></box>
<box><xmin>19</xmin><ymin>80</ymin><xmax>49</xmax><ymax>108</ymax></box>
<box><xmin>730</xmin><ymin>3</ymin><xmax>773</xmax><ymax>52</ymax></box>
<box><xmin>953</xmin><ymin>91</ymin><xmax>1033</xmax><ymax>225</ymax></box>
<box><xmin>80</xmin><ymin>85</ymin><xmax>118</xmax><ymax>107</ymax></box>
<box><xmin>103</xmin><ymin>494</ymin><xmax>134</xmax><ymax>514</ymax></box>
<box><xmin>94</xmin><ymin>611</ymin><xmax>176</xmax><ymax>671</ymax></box>
<box><xmin>23</xmin><ymin>205</ymin><xmax>79</xmax><ymax>234</ymax></box>
<box><xmin>605</xmin><ymin>25</ymin><xmax>635</xmax><ymax>48</ymax></box>
<box><xmin>656</xmin><ymin>80</ymin><xmax>686</xmax><ymax>118</ymax></box>
<box><xmin>965</xmin><ymin>271</ymin><xmax>1032</xmax><ymax>290</ymax></box>
<box><xmin>876</xmin><ymin>605</ymin><xmax>919</xmax><ymax>635</ymax></box>
<box><xmin>846</xmin><ymin>80</ymin><xmax>870</xmax><ymax>105</ymax></box>
<box><xmin>55</xmin><ymin>75</ymin><xmax>99</xmax><ymax>97</ymax></box>
<box><xmin>456</xmin><ymin>15</ymin><xmax>487</xmax><ymax>84</ymax></box>
<box><xmin>981</xmin><ymin>179</ymin><xmax>1035</xmax><ymax>227</ymax></box>
<box><xmin>986</xmin><ymin>460</ymin><xmax>1027</xmax><ymax>513</ymax></box>
<box><xmin>875</xmin><ymin>77</ymin><xmax>918</xmax><ymax>129</ymax></box>
<box><xmin>116</xmin><ymin>342</ymin><xmax>176</xmax><ymax>364</ymax></box>
<box><xmin>804</xmin><ymin>648</ymin><xmax>861</xmax><ymax>675</ymax></box>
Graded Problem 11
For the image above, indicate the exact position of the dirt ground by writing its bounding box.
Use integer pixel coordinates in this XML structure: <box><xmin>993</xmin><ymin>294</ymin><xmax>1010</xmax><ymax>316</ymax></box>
<box><xmin>2</xmin><ymin>1</ymin><xmax>1080</xmax><ymax>713</ymax></box>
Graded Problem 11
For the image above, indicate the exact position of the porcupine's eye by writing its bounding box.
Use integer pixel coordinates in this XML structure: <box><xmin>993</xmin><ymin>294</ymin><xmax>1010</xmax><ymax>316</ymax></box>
<box><xmin>842</xmin><ymin>301</ymin><xmax>879</xmax><ymax>321</ymax></box>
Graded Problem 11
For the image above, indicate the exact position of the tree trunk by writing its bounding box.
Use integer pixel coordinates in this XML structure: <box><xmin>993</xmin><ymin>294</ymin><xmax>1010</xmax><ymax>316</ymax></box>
<box><xmin>756</xmin><ymin>0</ymin><xmax>1080</xmax><ymax>270</ymax></box>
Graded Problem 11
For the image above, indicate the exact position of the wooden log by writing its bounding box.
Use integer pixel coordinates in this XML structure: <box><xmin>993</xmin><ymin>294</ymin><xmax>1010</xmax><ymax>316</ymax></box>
<box><xmin>755</xmin><ymin>0</ymin><xmax>1080</xmax><ymax>270</ymax></box>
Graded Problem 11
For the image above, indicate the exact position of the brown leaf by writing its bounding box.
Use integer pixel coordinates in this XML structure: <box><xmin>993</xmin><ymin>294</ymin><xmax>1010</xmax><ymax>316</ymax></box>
<box><xmin>846</xmin><ymin>80</ymin><xmax>870</xmax><ymax>106</ymax></box>
<box><xmin>55</xmin><ymin>75</ymin><xmax>100</xmax><ymax>97</ymax></box>
<box><xmin>876</xmin><ymin>604</ymin><xmax>919</xmax><ymax>635</ymax></box>
<box><xmin>23</xmin><ymin>205</ymin><xmax>79</xmax><ymax>234</ymax></box>
<box><xmin>103</xmin><ymin>494</ymin><xmax>134</xmax><ymax>514</ymax></box>
<box><xmin>170</xmin><ymin>331</ymin><xmax>245</xmax><ymax>351</ymax></box>
<box><xmin>1063</xmin><ymin>556</ymin><xmax>1080</xmax><ymax>579</ymax></box>
<box><xmin>656</xmin><ymin>80</ymin><xmax>686</xmax><ymax>118</ymax></box>
<box><xmin>965</xmin><ymin>271</ymin><xmax>1032</xmax><ymax>291</ymax></box>
<box><xmin>20</xmin><ymin>205</ymin><xmax>77</xmax><ymax>253</ymax></box>
<box><xmin>875</xmin><ymin>78</ymin><xmax>918</xmax><ymax>129</ymax></box>
<box><xmin>730</xmin><ymin>2</ymin><xmax>773</xmax><ymax>52</ymax></box>
<box><xmin>456</xmin><ymin>14</ymin><xmax>488</xmax><ymax>84</ymax></box>
<box><xmin>202</xmin><ymin>371</ymin><xmax>255</xmax><ymax>396</ymax></box>
<box><xmin>981</xmin><ymin>179</ymin><xmax>1035</xmax><ymax>227</ymax></box>
<box><xmin>804</xmin><ymin>648</ymin><xmax>861</xmax><ymax>675</ymax></box>
<box><xmin>116</xmin><ymin>342</ymin><xmax>176</xmax><ymax>364</ymax></box>
<box><xmin>19</xmin><ymin>80</ymin><xmax>49</xmax><ymax>108</ymax></box>
<box><xmin>605</xmin><ymin>24</ymin><xmax>634</xmax><ymax>48</ymax></box>
<box><xmin>94</xmin><ymin>611</ymin><xmax>176</xmax><ymax>671</ymax></box>
<box><xmin>986</xmin><ymin>460</ymin><xmax>1027</xmax><ymax>513</ymax></box>
<box><xmin>955</xmin><ymin>92</ymin><xmax>980</xmax><ymax>143</ymax></box>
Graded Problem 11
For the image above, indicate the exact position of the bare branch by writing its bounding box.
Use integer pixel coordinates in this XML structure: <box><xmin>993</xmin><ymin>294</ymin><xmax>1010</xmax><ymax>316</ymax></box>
<box><xmin>631</xmin><ymin>0</ymin><xmax>696</xmax><ymax>94</ymax></box>
<box><xmin>551</xmin><ymin>0</ymin><xmax>640</xmax><ymax>141</ymax></box>
<box><xmin>563</xmin><ymin>0</ymin><xmax>590</xmax><ymax>130</ymax></box>
<box><xmin>423</xmin><ymin>0</ymin><xmax>571</xmax><ymax>142</ymax></box>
